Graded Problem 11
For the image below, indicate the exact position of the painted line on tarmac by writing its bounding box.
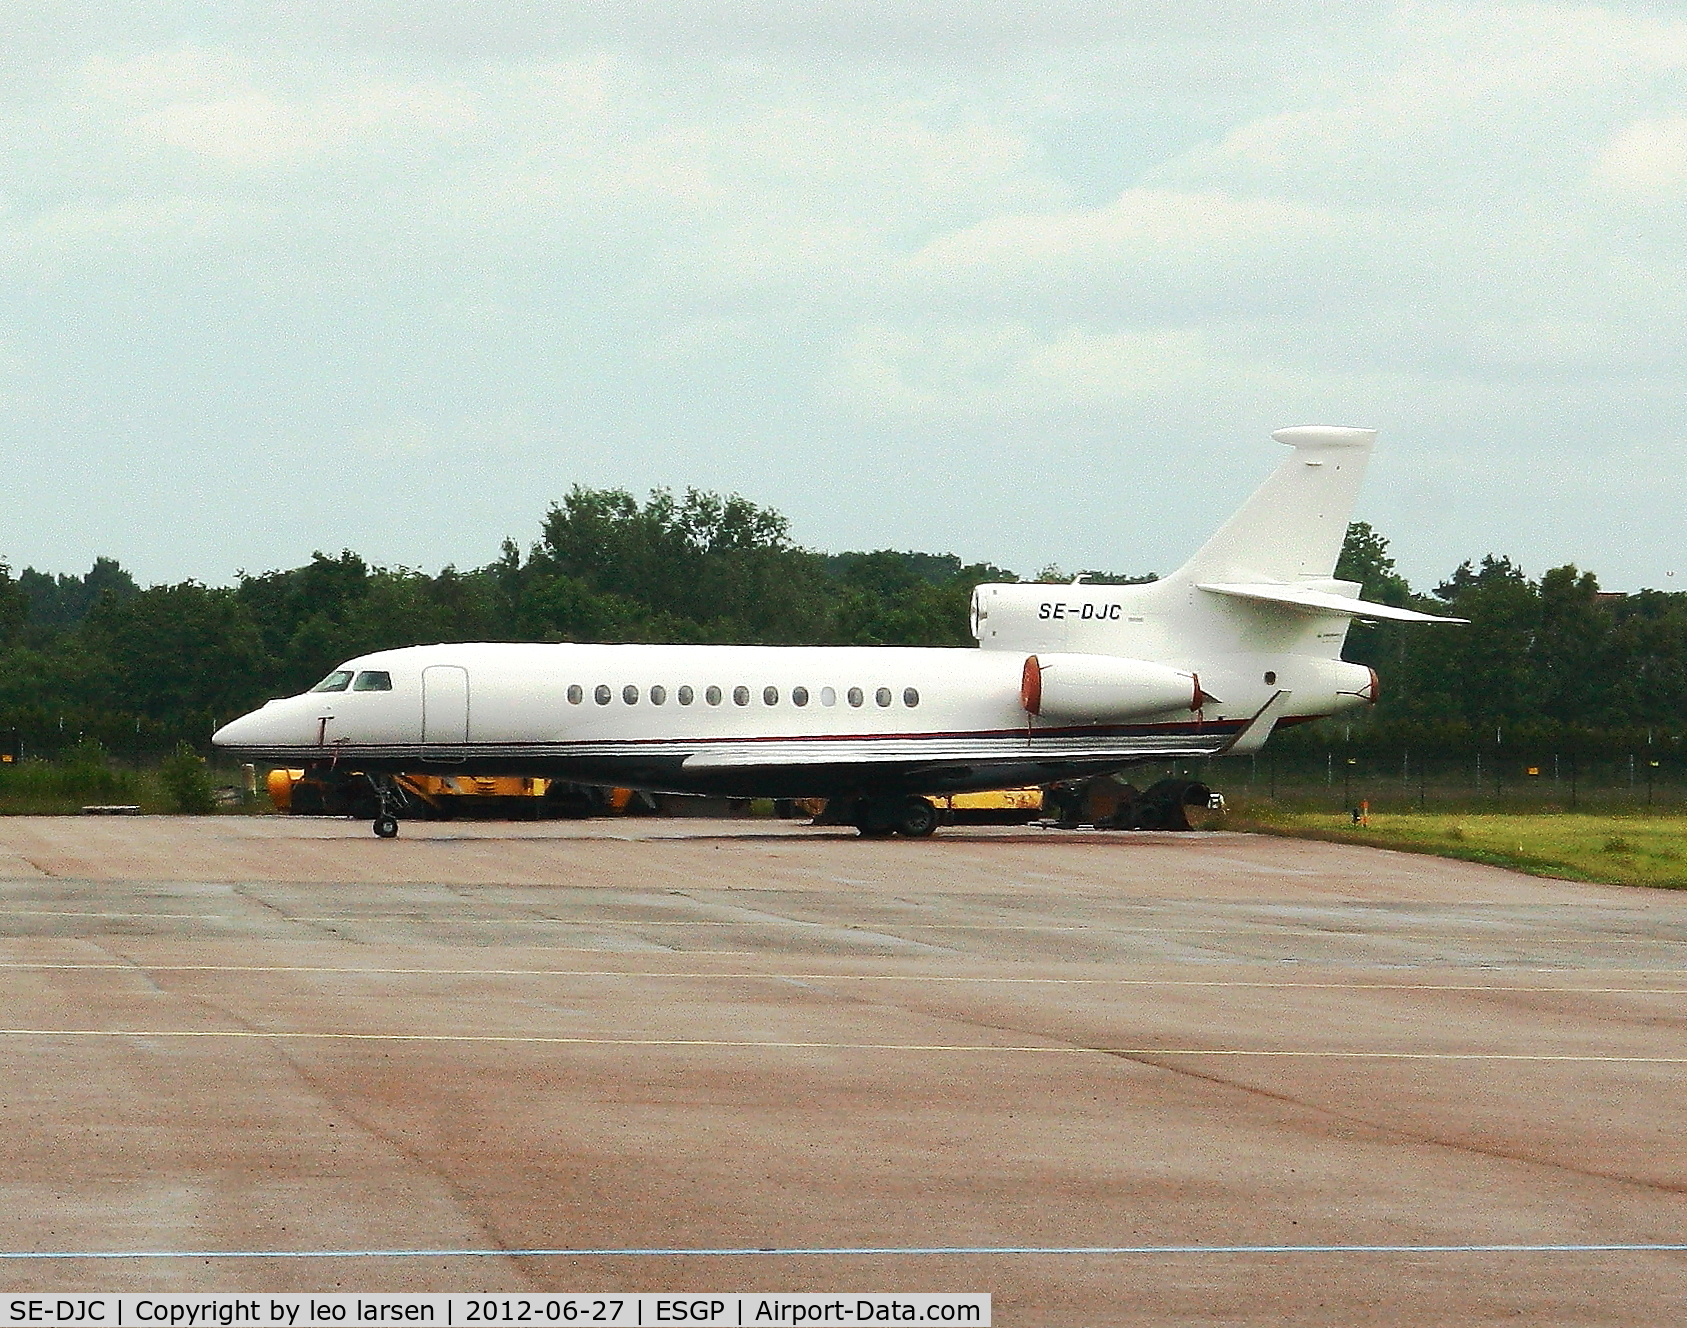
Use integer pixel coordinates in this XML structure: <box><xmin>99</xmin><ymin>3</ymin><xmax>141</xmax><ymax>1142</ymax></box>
<box><xmin>2</xmin><ymin>1242</ymin><xmax>1686</xmax><ymax>1261</ymax></box>
<box><xmin>2</xmin><ymin>1028</ymin><xmax>1684</xmax><ymax>1061</ymax></box>
<box><xmin>2</xmin><ymin>963</ymin><xmax>1685</xmax><ymax>996</ymax></box>
<box><xmin>0</xmin><ymin>910</ymin><xmax>235</xmax><ymax>921</ymax></box>
<box><xmin>0</xmin><ymin>952</ymin><xmax>763</xmax><ymax>962</ymax></box>
<box><xmin>281</xmin><ymin>921</ymin><xmax>1687</xmax><ymax>939</ymax></box>
<box><xmin>7</xmin><ymin>909</ymin><xmax>1685</xmax><ymax>943</ymax></box>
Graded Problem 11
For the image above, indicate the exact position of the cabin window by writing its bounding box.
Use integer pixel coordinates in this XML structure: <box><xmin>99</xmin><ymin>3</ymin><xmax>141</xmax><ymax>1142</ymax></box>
<box><xmin>567</xmin><ymin>684</ymin><xmax>584</xmax><ymax>705</ymax></box>
<box><xmin>903</xmin><ymin>687</ymin><xmax>919</xmax><ymax>707</ymax></box>
<box><xmin>706</xmin><ymin>685</ymin><xmax>723</xmax><ymax>705</ymax></box>
<box><xmin>733</xmin><ymin>685</ymin><xmax>750</xmax><ymax>706</ymax></box>
<box><xmin>678</xmin><ymin>685</ymin><xmax>695</xmax><ymax>705</ymax></box>
<box><xmin>310</xmin><ymin>670</ymin><xmax>353</xmax><ymax>693</ymax></box>
<box><xmin>623</xmin><ymin>684</ymin><xmax>640</xmax><ymax>705</ymax></box>
<box><xmin>352</xmin><ymin>671</ymin><xmax>392</xmax><ymax>692</ymax></box>
<box><xmin>595</xmin><ymin>684</ymin><xmax>612</xmax><ymax>705</ymax></box>
<box><xmin>821</xmin><ymin>686</ymin><xmax>836</xmax><ymax>706</ymax></box>
<box><xmin>763</xmin><ymin>685</ymin><xmax>779</xmax><ymax>706</ymax></box>
<box><xmin>875</xmin><ymin>687</ymin><xmax>892</xmax><ymax>707</ymax></box>
<box><xmin>847</xmin><ymin>687</ymin><xmax>864</xmax><ymax>707</ymax></box>
<box><xmin>650</xmin><ymin>685</ymin><xmax>667</xmax><ymax>705</ymax></box>
<box><xmin>792</xmin><ymin>686</ymin><xmax>809</xmax><ymax>707</ymax></box>
<box><xmin>1264</xmin><ymin>671</ymin><xmax>1277</xmax><ymax>685</ymax></box>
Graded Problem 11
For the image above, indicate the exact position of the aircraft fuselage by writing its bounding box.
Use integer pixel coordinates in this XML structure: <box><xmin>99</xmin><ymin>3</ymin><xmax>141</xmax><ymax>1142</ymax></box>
<box><xmin>213</xmin><ymin>641</ymin><xmax>1240</xmax><ymax>799</ymax></box>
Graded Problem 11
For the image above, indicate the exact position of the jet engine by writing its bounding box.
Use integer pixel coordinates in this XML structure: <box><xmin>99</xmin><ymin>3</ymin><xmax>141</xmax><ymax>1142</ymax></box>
<box><xmin>1020</xmin><ymin>653</ymin><xmax>1201</xmax><ymax>722</ymax></box>
<box><xmin>1294</xmin><ymin>658</ymin><xmax>1380</xmax><ymax>713</ymax></box>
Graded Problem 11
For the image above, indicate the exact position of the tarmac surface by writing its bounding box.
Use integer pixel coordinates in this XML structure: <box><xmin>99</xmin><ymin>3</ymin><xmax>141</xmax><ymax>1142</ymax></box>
<box><xmin>0</xmin><ymin>814</ymin><xmax>1684</xmax><ymax>1324</ymax></box>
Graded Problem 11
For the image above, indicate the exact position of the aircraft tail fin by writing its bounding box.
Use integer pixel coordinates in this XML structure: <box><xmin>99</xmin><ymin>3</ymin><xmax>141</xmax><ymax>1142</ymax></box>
<box><xmin>1165</xmin><ymin>426</ymin><xmax>1376</xmax><ymax>586</ymax></box>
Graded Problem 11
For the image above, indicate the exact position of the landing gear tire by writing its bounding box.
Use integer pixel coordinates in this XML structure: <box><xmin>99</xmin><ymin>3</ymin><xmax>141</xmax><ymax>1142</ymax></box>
<box><xmin>894</xmin><ymin>797</ymin><xmax>938</xmax><ymax>839</ymax></box>
<box><xmin>852</xmin><ymin>795</ymin><xmax>939</xmax><ymax>838</ymax></box>
<box><xmin>373</xmin><ymin>815</ymin><xmax>399</xmax><ymax>839</ymax></box>
<box><xmin>1135</xmin><ymin>779</ymin><xmax>1215</xmax><ymax>831</ymax></box>
<box><xmin>851</xmin><ymin>797</ymin><xmax>898</xmax><ymax>838</ymax></box>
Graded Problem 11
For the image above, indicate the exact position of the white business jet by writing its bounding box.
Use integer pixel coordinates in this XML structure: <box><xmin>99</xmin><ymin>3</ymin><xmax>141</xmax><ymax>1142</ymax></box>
<box><xmin>213</xmin><ymin>426</ymin><xmax>1460</xmax><ymax>837</ymax></box>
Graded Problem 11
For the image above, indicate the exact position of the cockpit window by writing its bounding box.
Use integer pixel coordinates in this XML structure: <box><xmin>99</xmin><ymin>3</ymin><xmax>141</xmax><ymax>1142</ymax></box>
<box><xmin>352</xmin><ymin>671</ymin><xmax>393</xmax><ymax>692</ymax></box>
<box><xmin>310</xmin><ymin>670</ymin><xmax>353</xmax><ymax>693</ymax></box>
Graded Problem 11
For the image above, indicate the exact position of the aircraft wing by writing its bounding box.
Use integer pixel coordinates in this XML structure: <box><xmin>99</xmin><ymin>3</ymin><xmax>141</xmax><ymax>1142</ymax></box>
<box><xmin>681</xmin><ymin>732</ymin><xmax>1230</xmax><ymax>771</ymax></box>
<box><xmin>1197</xmin><ymin>582</ymin><xmax>1467</xmax><ymax>623</ymax></box>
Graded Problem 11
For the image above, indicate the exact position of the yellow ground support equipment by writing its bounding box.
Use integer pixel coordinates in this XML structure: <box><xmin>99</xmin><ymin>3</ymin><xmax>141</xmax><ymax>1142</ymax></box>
<box><xmin>268</xmin><ymin>768</ymin><xmax>605</xmax><ymax>819</ymax></box>
<box><xmin>798</xmin><ymin>787</ymin><xmax>1044</xmax><ymax>826</ymax></box>
<box><xmin>931</xmin><ymin>787</ymin><xmax>1044</xmax><ymax>823</ymax></box>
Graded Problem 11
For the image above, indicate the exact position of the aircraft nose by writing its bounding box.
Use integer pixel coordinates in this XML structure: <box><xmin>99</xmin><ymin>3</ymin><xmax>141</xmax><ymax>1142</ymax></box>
<box><xmin>211</xmin><ymin>709</ymin><xmax>263</xmax><ymax>750</ymax></box>
<box><xmin>212</xmin><ymin>699</ymin><xmax>304</xmax><ymax>754</ymax></box>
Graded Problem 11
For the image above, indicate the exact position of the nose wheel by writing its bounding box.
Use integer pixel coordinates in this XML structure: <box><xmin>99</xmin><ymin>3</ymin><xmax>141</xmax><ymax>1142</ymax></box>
<box><xmin>366</xmin><ymin>774</ymin><xmax>403</xmax><ymax>838</ymax></box>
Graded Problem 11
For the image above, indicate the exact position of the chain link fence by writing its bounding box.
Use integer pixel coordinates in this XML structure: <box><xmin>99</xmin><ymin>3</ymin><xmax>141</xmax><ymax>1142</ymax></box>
<box><xmin>1155</xmin><ymin>748</ymin><xmax>1687</xmax><ymax>813</ymax></box>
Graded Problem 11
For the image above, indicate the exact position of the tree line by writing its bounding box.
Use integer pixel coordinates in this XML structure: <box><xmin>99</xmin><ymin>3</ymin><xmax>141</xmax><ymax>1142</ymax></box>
<box><xmin>0</xmin><ymin>486</ymin><xmax>1683</xmax><ymax>761</ymax></box>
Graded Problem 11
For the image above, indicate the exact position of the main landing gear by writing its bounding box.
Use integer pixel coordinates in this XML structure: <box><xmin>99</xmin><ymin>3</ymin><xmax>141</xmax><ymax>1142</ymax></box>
<box><xmin>1045</xmin><ymin>777</ymin><xmax>1223</xmax><ymax>831</ymax></box>
<box><xmin>850</xmin><ymin>795</ymin><xmax>939</xmax><ymax>839</ymax></box>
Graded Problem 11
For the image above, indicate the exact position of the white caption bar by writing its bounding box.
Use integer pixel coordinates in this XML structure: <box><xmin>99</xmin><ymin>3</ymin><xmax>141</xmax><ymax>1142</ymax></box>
<box><xmin>1</xmin><ymin>1296</ymin><xmax>989</xmax><ymax>1327</ymax></box>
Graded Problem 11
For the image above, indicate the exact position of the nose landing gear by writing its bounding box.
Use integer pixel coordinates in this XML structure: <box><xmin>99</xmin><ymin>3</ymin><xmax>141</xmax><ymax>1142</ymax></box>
<box><xmin>367</xmin><ymin>774</ymin><xmax>403</xmax><ymax>839</ymax></box>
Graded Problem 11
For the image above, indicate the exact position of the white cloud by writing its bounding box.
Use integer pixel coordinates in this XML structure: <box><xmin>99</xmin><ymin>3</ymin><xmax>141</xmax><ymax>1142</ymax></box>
<box><xmin>1154</xmin><ymin>4</ymin><xmax>1687</xmax><ymax>210</ymax></box>
<box><xmin>2</xmin><ymin>3</ymin><xmax>1687</xmax><ymax>590</ymax></box>
<box><xmin>129</xmin><ymin>82</ymin><xmax>478</xmax><ymax>168</ymax></box>
<box><xmin>1594</xmin><ymin>116</ymin><xmax>1687</xmax><ymax>198</ymax></box>
<box><xmin>76</xmin><ymin>47</ymin><xmax>255</xmax><ymax>104</ymax></box>
<box><xmin>908</xmin><ymin>188</ymin><xmax>1340</xmax><ymax>309</ymax></box>
<box><xmin>823</xmin><ymin>321</ymin><xmax>1208</xmax><ymax>421</ymax></box>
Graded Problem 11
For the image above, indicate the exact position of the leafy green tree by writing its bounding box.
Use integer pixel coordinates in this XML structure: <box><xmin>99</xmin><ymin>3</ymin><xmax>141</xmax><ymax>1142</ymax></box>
<box><xmin>1335</xmin><ymin>521</ymin><xmax>1414</xmax><ymax>608</ymax></box>
<box><xmin>514</xmin><ymin>572</ymin><xmax>682</xmax><ymax>643</ymax></box>
<box><xmin>0</xmin><ymin>564</ymin><xmax>27</xmax><ymax>647</ymax></box>
<box><xmin>826</xmin><ymin>551</ymin><xmax>1016</xmax><ymax>646</ymax></box>
<box><xmin>1605</xmin><ymin>590</ymin><xmax>1687</xmax><ymax>728</ymax></box>
<box><xmin>83</xmin><ymin>583</ymin><xmax>269</xmax><ymax>731</ymax></box>
<box><xmin>1535</xmin><ymin>565</ymin><xmax>1611</xmax><ymax>726</ymax></box>
<box><xmin>1402</xmin><ymin>555</ymin><xmax>1541</xmax><ymax>730</ymax></box>
<box><xmin>532</xmin><ymin>486</ymin><xmax>834</xmax><ymax>643</ymax></box>
<box><xmin>237</xmin><ymin>550</ymin><xmax>372</xmax><ymax>681</ymax></box>
<box><xmin>1331</xmin><ymin>523</ymin><xmax>1420</xmax><ymax>679</ymax></box>
<box><xmin>159</xmin><ymin>741</ymin><xmax>217</xmax><ymax>813</ymax></box>
<box><xmin>7</xmin><ymin>496</ymin><xmax>1687</xmax><ymax>763</ymax></box>
<box><xmin>17</xmin><ymin>558</ymin><xmax>139</xmax><ymax>629</ymax></box>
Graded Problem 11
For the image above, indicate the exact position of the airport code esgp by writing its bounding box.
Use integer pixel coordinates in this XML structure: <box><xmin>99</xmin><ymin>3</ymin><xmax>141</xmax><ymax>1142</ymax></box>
<box><xmin>5</xmin><ymin>1298</ymin><xmax>989</xmax><ymax>1327</ymax></box>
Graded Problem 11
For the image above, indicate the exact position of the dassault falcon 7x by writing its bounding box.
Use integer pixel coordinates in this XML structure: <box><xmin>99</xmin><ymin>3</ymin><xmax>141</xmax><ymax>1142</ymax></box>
<box><xmin>213</xmin><ymin>426</ymin><xmax>1461</xmax><ymax>837</ymax></box>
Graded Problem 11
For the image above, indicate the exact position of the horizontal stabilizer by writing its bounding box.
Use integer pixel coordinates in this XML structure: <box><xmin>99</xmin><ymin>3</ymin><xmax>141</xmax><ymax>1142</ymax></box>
<box><xmin>1198</xmin><ymin>582</ymin><xmax>1467</xmax><ymax>624</ymax></box>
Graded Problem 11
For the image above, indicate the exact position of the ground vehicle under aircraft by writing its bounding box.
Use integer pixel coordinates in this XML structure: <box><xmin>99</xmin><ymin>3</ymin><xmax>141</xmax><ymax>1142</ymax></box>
<box><xmin>213</xmin><ymin>426</ymin><xmax>1461</xmax><ymax>837</ymax></box>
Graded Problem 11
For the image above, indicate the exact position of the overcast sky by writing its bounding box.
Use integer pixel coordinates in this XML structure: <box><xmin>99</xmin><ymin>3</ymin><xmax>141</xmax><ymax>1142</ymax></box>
<box><xmin>3</xmin><ymin>1</ymin><xmax>1685</xmax><ymax>593</ymax></box>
